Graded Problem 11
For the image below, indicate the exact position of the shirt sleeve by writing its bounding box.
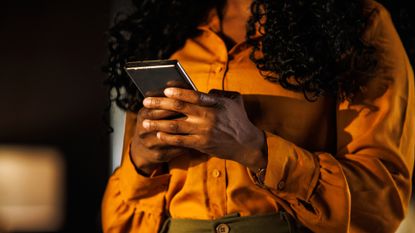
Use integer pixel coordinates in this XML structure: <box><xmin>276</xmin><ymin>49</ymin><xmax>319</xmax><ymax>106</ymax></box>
<box><xmin>102</xmin><ymin>111</ymin><xmax>171</xmax><ymax>233</ymax></box>
<box><xmin>251</xmin><ymin>5</ymin><xmax>414</xmax><ymax>233</ymax></box>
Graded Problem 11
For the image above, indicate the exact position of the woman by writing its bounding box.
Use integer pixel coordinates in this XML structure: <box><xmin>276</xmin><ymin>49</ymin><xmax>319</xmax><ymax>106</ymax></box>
<box><xmin>102</xmin><ymin>0</ymin><xmax>414</xmax><ymax>232</ymax></box>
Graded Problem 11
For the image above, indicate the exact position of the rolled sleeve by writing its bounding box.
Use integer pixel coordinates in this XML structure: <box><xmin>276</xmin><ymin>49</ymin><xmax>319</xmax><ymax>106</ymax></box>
<box><xmin>117</xmin><ymin>142</ymin><xmax>171</xmax><ymax>205</ymax></box>
<box><xmin>261</xmin><ymin>131</ymin><xmax>320</xmax><ymax>201</ymax></box>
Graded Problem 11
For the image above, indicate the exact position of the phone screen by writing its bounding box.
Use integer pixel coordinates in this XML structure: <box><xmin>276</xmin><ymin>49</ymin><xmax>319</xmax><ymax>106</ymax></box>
<box><xmin>124</xmin><ymin>60</ymin><xmax>197</xmax><ymax>98</ymax></box>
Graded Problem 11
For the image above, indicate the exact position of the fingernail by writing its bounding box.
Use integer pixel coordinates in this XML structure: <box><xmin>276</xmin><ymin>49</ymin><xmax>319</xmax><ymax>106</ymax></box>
<box><xmin>164</xmin><ymin>88</ymin><xmax>173</xmax><ymax>97</ymax></box>
<box><xmin>143</xmin><ymin>98</ymin><xmax>151</xmax><ymax>106</ymax></box>
<box><xmin>142</xmin><ymin>120</ymin><xmax>150</xmax><ymax>129</ymax></box>
<box><xmin>156</xmin><ymin>132</ymin><xmax>161</xmax><ymax>139</ymax></box>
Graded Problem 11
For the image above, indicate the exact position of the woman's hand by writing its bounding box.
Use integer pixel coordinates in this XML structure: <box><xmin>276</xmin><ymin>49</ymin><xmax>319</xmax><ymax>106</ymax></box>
<box><xmin>130</xmin><ymin>107</ymin><xmax>192</xmax><ymax>175</ymax></box>
<box><xmin>141</xmin><ymin>88</ymin><xmax>267</xmax><ymax>171</ymax></box>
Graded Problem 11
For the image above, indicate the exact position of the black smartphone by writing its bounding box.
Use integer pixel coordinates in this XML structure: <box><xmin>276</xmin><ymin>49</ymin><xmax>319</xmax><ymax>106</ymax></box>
<box><xmin>124</xmin><ymin>59</ymin><xmax>197</xmax><ymax>98</ymax></box>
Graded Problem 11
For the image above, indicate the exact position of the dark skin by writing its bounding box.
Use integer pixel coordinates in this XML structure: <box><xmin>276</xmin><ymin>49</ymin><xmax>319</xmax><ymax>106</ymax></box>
<box><xmin>130</xmin><ymin>0</ymin><xmax>266</xmax><ymax>175</ymax></box>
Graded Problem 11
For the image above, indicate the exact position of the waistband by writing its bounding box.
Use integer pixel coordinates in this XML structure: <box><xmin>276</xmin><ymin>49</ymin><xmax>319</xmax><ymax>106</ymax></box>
<box><xmin>159</xmin><ymin>212</ymin><xmax>297</xmax><ymax>233</ymax></box>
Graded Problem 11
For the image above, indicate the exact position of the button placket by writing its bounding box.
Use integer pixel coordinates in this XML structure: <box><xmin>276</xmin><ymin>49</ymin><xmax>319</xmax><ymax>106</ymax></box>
<box><xmin>212</xmin><ymin>169</ymin><xmax>221</xmax><ymax>178</ymax></box>
<box><xmin>207</xmin><ymin>157</ymin><xmax>227</xmax><ymax>217</ymax></box>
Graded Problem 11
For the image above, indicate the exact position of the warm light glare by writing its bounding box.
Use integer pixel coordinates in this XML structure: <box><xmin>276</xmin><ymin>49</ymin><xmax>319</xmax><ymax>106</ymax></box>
<box><xmin>0</xmin><ymin>146</ymin><xmax>65</xmax><ymax>232</ymax></box>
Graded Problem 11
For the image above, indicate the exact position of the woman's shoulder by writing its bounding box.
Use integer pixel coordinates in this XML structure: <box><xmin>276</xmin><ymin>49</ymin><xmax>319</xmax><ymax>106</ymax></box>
<box><xmin>358</xmin><ymin>0</ymin><xmax>413</xmax><ymax>105</ymax></box>
<box><xmin>360</xmin><ymin>0</ymin><xmax>408</xmax><ymax>63</ymax></box>
<box><xmin>361</xmin><ymin>0</ymin><xmax>394</xmax><ymax>39</ymax></box>
<box><xmin>362</xmin><ymin>0</ymin><xmax>389</xmax><ymax>17</ymax></box>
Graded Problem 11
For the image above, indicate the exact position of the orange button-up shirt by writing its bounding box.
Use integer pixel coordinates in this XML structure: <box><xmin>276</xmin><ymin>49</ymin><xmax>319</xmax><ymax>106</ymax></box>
<box><xmin>102</xmin><ymin>1</ymin><xmax>414</xmax><ymax>232</ymax></box>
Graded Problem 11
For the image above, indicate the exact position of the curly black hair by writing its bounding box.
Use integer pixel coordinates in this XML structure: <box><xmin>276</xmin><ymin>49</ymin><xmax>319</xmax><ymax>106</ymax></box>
<box><xmin>105</xmin><ymin>0</ymin><xmax>377</xmax><ymax>111</ymax></box>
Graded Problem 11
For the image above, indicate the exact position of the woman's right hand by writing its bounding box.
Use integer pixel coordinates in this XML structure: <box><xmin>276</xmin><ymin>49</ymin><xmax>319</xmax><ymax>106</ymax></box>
<box><xmin>130</xmin><ymin>107</ymin><xmax>190</xmax><ymax>175</ymax></box>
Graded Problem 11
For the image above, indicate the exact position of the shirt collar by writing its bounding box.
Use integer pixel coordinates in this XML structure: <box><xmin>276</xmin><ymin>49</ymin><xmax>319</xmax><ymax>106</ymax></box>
<box><xmin>197</xmin><ymin>7</ymin><xmax>263</xmax><ymax>41</ymax></box>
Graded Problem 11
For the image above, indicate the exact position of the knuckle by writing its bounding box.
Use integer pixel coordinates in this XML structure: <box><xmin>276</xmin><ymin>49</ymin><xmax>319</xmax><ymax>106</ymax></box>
<box><xmin>147</xmin><ymin>142</ymin><xmax>159</xmax><ymax>150</ymax></box>
<box><xmin>205</xmin><ymin>127</ymin><xmax>214</xmax><ymax>138</ymax></box>
<box><xmin>174</xmin><ymin>137</ymin><xmax>184</xmax><ymax>146</ymax></box>
<box><xmin>149</xmin><ymin>121</ymin><xmax>158</xmax><ymax>131</ymax></box>
<box><xmin>138</xmin><ymin>108</ymin><xmax>148</xmax><ymax>120</ymax></box>
<box><xmin>200</xmin><ymin>123</ymin><xmax>213</xmax><ymax>135</ymax></box>
<box><xmin>206</xmin><ymin>110</ymin><xmax>217</xmax><ymax>122</ymax></box>
<box><xmin>145</xmin><ymin>109</ymin><xmax>154</xmax><ymax>119</ymax></box>
<box><xmin>199</xmin><ymin>109</ymin><xmax>209</xmax><ymax>119</ymax></box>
<box><xmin>173</xmin><ymin>100</ymin><xmax>186</xmax><ymax>110</ymax></box>
<box><xmin>142</xmin><ymin>139</ymin><xmax>153</xmax><ymax>149</ymax></box>
<box><xmin>195</xmin><ymin>92</ymin><xmax>203</xmax><ymax>103</ymax></box>
<box><xmin>153</xmin><ymin>151</ymin><xmax>166</xmax><ymax>162</ymax></box>
<box><xmin>172</xmin><ymin>89</ymin><xmax>182</xmax><ymax>98</ymax></box>
<box><xmin>169</xmin><ymin>122</ymin><xmax>179</xmax><ymax>133</ymax></box>
<box><xmin>151</xmin><ymin>98</ymin><xmax>161</xmax><ymax>107</ymax></box>
<box><xmin>198</xmin><ymin>93</ymin><xmax>208</xmax><ymax>104</ymax></box>
<box><xmin>199</xmin><ymin>136</ymin><xmax>209</xmax><ymax>147</ymax></box>
<box><xmin>200</xmin><ymin>93</ymin><xmax>218</xmax><ymax>106</ymax></box>
<box><xmin>200</xmin><ymin>127</ymin><xmax>209</xmax><ymax>136</ymax></box>
<box><xmin>137</xmin><ymin>130</ymin><xmax>147</xmax><ymax>138</ymax></box>
<box><xmin>215</xmin><ymin>99</ymin><xmax>226</xmax><ymax>110</ymax></box>
<box><xmin>138</xmin><ymin>107</ymin><xmax>146</xmax><ymax>116</ymax></box>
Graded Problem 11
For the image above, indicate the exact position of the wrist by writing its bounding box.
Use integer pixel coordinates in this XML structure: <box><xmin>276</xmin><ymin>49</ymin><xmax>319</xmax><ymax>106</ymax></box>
<box><xmin>243</xmin><ymin>129</ymin><xmax>267</xmax><ymax>172</ymax></box>
<box><xmin>134</xmin><ymin>159</ymin><xmax>161</xmax><ymax>176</ymax></box>
<box><xmin>130</xmin><ymin>143</ymin><xmax>162</xmax><ymax>177</ymax></box>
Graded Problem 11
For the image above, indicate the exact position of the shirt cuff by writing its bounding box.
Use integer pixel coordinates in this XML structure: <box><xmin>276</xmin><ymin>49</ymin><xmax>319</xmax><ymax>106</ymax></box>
<box><xmin>252</xmin><ymin>131</ymin><xmax>320</xmax><ymax>201</ymax></box>
<box><xmin>117</xmin><ymin>142</ymin><xmax>171</xmax><ymax>206</ymax></box>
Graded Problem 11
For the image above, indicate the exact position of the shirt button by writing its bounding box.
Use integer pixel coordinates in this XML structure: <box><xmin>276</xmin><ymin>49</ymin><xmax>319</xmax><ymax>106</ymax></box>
<box><xmin>212</xmin><ymin>169</ymin><xmax>221</xmax><ymax>178</ymax></box>
<box><xmin>216</xmin><ymin>223</ymin><xmax>230</xmax><ymax>233</ymax></box>
<box><xmin>278</xmin><ymin>180</ymin><xmax>286</xmax><ymax>190</ymax></box>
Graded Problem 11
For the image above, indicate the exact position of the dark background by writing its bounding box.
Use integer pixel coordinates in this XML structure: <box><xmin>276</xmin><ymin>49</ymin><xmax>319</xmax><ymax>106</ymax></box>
<box><xmin>0</xmin><ymin>1</ymin><xmax>413</xmax><ymax>233</ymax></box>
<box><xmin>1</xmin><ymin>0</ymin><xmax>111</xmax><ymax>232</ymax></box>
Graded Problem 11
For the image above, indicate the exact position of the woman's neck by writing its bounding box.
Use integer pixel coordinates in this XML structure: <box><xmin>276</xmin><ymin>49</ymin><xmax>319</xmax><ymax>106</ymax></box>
<box><xmin>225</xmin><ymin>0</ymin><xmax>252</xmax><ymax>15</ymax></box>
<box><xmin>219</xmin><ymin>0</ymin><xmax>252</xmax><ymax>46</ymax></box>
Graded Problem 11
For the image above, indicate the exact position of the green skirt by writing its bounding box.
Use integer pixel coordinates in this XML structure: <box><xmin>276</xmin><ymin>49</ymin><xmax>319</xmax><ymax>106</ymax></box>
<box><xmin>159</xmin><ymin>212</ymin><xmax>298</xmax><ymax>233</ymax></box>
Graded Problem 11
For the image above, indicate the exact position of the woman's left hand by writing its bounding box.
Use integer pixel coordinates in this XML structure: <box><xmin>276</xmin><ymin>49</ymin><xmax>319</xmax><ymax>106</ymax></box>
<box><xmin>141</xmin><ymin>87</ymin><xmax>267</xmax><ymax>171</ymax></box>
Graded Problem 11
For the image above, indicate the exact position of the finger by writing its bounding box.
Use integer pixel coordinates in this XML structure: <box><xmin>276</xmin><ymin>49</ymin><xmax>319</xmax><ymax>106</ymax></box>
<box><xmin>144</xmin><ymin>146</ymin><xmax>187</xmax><ymax>163</ymax></box>
<box><xmin>143</xmin><ymin>89</ymin><xmax>165</xmax><ymax>97</ymax></box>
<box><xmin>142</xmin><ymin>119</ymin><xmax>196</xmax><ymax>134</ymax></box>
<box><xmin>150</xmin><ymin>146</ymin><xmax>192</xmax><ymax>162</ymax></box>
<box><xmin>164</xmin><ymin>88</ymin><xmax>218</xmax><ymax>106</ymax></box>
<box><xmin>156</xmin><ymin>132</ymin><xmax>199</xmax><ymax>148</ymax></box>
<box><xmin>140</xmin><ymin>108</ymin><xmax>181</xmax><ymax>120</ymax></box>
<box><xmin>138</xmin><ymin>135</ymin><xmax>191</xmax><ymax>157</ymax></box>
<box><xmin>139</xmin><ymin>134</ymin><xmax>186</xmax><ymax>151</ymax></box>
<box><xmin>136</xmin><ymin>132</ymin><xmax>165</xmax><ymax>148</ymax></box>
<box><xmin>166</xmin><ymin>80</ymin><xmax>192</xmax><ymax>89</ymax></box>
<box><xmin>143</xmin><ymin>96</ymin><xmax>196</xmax><ymax>115</ymax></box>
<box><xmin>158</xmin><ymin>146</ymin><xmax>192</xmax><ymax>157</ymax></box>
<box><xmin>137</xmin><ymin>129</ymin><xmax>154</xmax><ymax>139</ymax></box>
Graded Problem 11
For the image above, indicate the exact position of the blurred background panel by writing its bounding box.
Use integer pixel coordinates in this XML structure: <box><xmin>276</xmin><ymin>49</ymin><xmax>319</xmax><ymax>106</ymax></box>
<box><xmin>1</xmin><ymin>0</ymin><xmax>111</xmax><ymax>232</ymax></box>
<box><xmin>0</xmin><ymin>147</ymin><xmax>64</xmax><ymax>232</ymax></box>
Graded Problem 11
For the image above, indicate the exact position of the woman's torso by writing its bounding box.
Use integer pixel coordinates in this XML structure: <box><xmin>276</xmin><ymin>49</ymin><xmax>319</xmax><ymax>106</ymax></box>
<box><xmin>164</xmin><ymin>10</ymin><xmax>337</xmax><ymax>219</ymax></box>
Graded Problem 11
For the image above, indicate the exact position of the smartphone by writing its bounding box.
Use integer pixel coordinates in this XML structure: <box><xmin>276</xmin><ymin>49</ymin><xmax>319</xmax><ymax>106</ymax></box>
<box><xmin>124</xmin><ymin>59</ymin><xmax>197</xmax><ymax>98</ymax></box>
